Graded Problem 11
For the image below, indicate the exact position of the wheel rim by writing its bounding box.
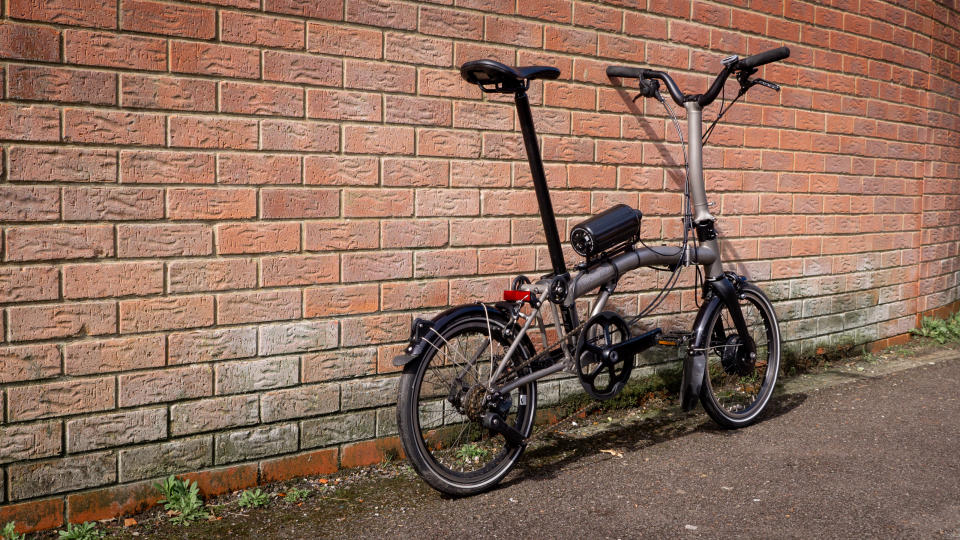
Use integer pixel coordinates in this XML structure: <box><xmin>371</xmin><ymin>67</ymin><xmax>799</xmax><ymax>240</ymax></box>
<box><xmin>703</xmin><ymin>290</ymin><xmax>779</xmax><ymax>420</ymax></box>
<box><xmin>409</xmin><ymin>320</ymin><xmax>534</xmax><ymax>487</ymax></box>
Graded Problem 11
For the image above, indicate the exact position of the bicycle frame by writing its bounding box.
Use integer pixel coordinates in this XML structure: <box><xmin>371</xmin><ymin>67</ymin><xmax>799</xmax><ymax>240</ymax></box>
<box><xmin>483</xmin><ymin>91</ymin><xmax>724</xmax><ymax>397</ymax></box>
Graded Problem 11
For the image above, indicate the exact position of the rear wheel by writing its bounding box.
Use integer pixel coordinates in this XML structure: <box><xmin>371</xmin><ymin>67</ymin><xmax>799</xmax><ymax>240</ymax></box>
<box><xmin>397</xmin><ymin>315</ymin><xmax>536</xmax><ymax>496</ymax></box>
<box><xmin>699</xmin><ymin>283</ymin><xmax>780</xmax><ymax>428</ymax></box>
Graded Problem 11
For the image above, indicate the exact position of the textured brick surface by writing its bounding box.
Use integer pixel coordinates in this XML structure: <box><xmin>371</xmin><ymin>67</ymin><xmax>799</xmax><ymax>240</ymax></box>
<box><xmin>1</xmin><ymin>0</ymin><xmax>959</xmax><ymax>529</ymax></box>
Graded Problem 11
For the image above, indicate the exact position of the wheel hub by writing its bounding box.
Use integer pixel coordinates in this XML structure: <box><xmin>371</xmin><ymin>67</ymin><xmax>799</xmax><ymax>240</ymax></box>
<box><xmin>462</xmin><ymin>384</ymin><xmax>487</xmax><ymax>421</ymax></box>
<box><xmin>720</xmin><ymin>335</ymin><xmax>755</xmax><ymax>376</ymax></box>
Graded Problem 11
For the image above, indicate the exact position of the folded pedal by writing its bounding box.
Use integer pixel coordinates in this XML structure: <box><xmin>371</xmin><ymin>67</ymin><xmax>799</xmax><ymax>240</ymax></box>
<box><xmin>657</xmin><ymin>331</ymin><xmax>692</xmax><ymax>348</ymax></box>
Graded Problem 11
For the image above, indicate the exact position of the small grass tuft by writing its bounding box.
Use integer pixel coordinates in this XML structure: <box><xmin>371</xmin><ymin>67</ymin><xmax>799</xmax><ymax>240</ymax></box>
<box><xmin>57</xmin><ymin>522</ymin><xmax>104</xmax><ymax>540</ymax></box>
<box><xmin>154</xmin><ymin>475</ymin><xmax>209</xmax><ymax>525</ymax></box>
<box><xmin>912</xmin><ymin>312</ymin><xmax>960</xmax><ymax>344</ymax></box>
<box><xmin>285</xmin><ymin>487</ymin><xmax>312</xmax><ymax>503</ymax></box>
<box><xmin>2</xmin><ymin>522</ymin><xmax>25</xmax><ymax>540</ymax></box>
<box><xmin>238</xmin><ymin>488</ymin><xmax>270</xmax><ymax>509</ymax></box>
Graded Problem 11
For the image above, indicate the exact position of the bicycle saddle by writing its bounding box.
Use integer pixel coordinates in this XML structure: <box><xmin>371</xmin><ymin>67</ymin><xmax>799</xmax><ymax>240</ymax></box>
<box><xmin>460</xmin><ymin>59</ymin><xmax>560</xmax><ymax>93</ymax></box>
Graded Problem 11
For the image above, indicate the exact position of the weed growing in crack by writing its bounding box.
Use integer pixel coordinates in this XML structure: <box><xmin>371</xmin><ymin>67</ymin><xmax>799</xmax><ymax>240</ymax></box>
<box><xmin>238</xmin><ymin>488</ymin><xmax>270</xmax><ymax>509</ymax></box>
<box><xmin>154</xmin><ymin>475</ymin><xmax>209</xmax><ymax>525</ymax></box>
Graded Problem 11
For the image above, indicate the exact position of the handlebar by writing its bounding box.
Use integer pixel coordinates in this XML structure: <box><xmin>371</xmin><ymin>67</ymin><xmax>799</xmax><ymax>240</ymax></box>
<box><xmin>606</xmin><ymin>47</ymin><xmax>790</xmax><ymax>108</ymax></box>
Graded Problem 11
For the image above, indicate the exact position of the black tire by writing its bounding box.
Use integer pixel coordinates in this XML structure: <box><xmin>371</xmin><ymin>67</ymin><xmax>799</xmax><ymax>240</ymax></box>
<box><xmin>397</xmin><ymin>315</ymin><xmax>537</xmax><ymax>496</ymax></box>
<box><xmin>699</xmin><ymin>283</ymin><xmax>781</xmax><ymax>428</ymax></box>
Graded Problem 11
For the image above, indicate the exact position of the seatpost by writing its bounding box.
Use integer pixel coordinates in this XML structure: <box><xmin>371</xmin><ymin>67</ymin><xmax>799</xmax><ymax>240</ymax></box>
<box><xmin>513</xmin><ymin>90</ymin><xmax>567</xmax><ymax>276</ymax></box>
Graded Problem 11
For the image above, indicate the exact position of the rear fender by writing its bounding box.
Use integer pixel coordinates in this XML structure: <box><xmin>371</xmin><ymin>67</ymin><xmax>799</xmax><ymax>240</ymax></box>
<box><xmin>392</xmin><ymin>303</ymin><xmax>519</xmax><ymax>367</ymax></box>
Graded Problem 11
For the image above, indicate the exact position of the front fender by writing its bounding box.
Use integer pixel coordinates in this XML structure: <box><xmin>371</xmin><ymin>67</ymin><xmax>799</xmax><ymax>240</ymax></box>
<box><xmin>681</xmin><ymin>295</ymin><xmax>722</xmax><ymax>410</ymax></box>
<box><xmin>392</xmin><ymin>303</ymin><xmax>517</xmax><ymax>367</ymax></box>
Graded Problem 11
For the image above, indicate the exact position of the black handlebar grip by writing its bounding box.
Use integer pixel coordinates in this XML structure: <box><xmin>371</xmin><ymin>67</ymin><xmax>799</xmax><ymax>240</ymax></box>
<box><xmin>606</xmin><ymin>66</ymin><xmax>645</xmax><ymax>78</ymax></box>
<box><xmin>738</xmin><ymin>47</ymin><xmax>790</xmax><ymax>70</ymax></box>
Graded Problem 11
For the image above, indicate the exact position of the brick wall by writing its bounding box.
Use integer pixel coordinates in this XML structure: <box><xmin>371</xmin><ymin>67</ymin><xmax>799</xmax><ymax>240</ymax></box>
<box><xmin>1</xmin><ymin>0</ymin><xmax>959</xmax><ymax>531</ymax></box>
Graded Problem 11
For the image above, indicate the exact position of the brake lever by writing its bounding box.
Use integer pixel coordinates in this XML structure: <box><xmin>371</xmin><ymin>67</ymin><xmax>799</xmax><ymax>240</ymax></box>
<box><xmin>753</xmin><ymin>78</ymin><xmax>780</xmax><ymax>92</ymax></box>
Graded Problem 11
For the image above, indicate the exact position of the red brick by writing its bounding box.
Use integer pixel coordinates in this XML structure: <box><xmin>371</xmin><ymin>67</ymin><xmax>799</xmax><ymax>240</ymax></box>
<box><xmin>217</xmin><ymin>289</ymin><xmax>301</xmax><ymax>325</ymax></box>
<box><xmin>182</xmin><ymin>464</ymin><xmax>259</xmax><ymax>498</ymax></box>
<box><xmin>9</xmin><ymin>301</ymin><xmax>116</xmax><ymax>341</ymax></box>
<box><xmin>220</xmin><ymin>81</ymin><xmax>304</xmax><ymax>117</ymax></box>
<box><xmin>305</xmin><ymin>156</ymin><xmax>378</xmax><ymax>186</ymax></box>
<box><xmin>263</xmin><ymin>50</ymin><xmax>342</xmax><ymax>87</ymax></box>
<box><xmin>64</xmin><ymin>262</ymin><xmax>163</xmax><ymax>299</ymax></box>
<box><xmin>64</xmin><ymin>29</ymin><xmax>166</xmax><ymax>70</ymax></box>
<box><xmin>217</xmin><ymin>223</ymin><xmax>300</xmax><ymax>255</ymax></box>
<box><xmin>416</xmin><ymin>189</ymin><xmax>480</xmax><ymax>217</ymax></box>
<box><xmin>8</xmin><ymin>65</ymin><xmax>117</xmax><ymax>105</ymax></box>
<box><xmin>307</xmin><ymin>89</ymin><xmax>381</xmax><ymax>121</ymax></box>
<box><xmin>9</xmin><ymin>147</ymin><xmax>116</xmax><ymax>183</ymax></box>
<box><xmin>171</xmin><ymin>41</ymin><xmax>259</xmax><ymax>79</ymax></box>
<box><xmin>343</xmin><ymin>188</ymin><xmax>412</xmax><ymax>217</ymax></box>
<box><xmin>169</xmin><ymin>116</ymin><xmax>257</xmax><ymax>150</ymax></box>
<box><xmin>384</xmin><ymin>95</ymin><xmax>451</xmax><ymax>126</ymax></box>
<box><xmin>574</xmin><ymin>2</ymin><xmax>621</xmax><ymax>31</ymax></box>
<box><xmin>118</xmin><ymin>364</ymin><xmax>211</xmax><ymax>406</ymax></box>
<box><xmin>309</xmin><ymin>22</ymin><xmax>383</xmax><ymax>59</ymax></box>
<box><xmin>450</xmin><ymin>217</ymin><xmax>510</xmax><ymax>246</ymax></box>
<box><xmin>346</xmin><ymin>0</ymin><xmax>416</xmax><ymax>29</ymax></box>
<box><xmin>64</xmin><ymin>335</ymin><xmax>165</xmax><ymax>375</ymax></box>
<box><xmin>415</xmin><ymin>248</ymin><xmax>478</xmax><ymax>278</ymax></box>
<box><xmin>61</xmin><ymin>186</ymin><xmax>162</xmax><ymax>221</ymax></box>
<box><xmin>64</xmin><ymin>109</ymin><xmax>165</xmax><ymax>146</ymax></box>
<box><xmin>169</xmin><ymin>259</ymin><xmax>257</xmax><ymax>293</ymax></box>
<box><xmin>120</xmin><ymin>151</ymin><xmax>215</xmax><ymax>184</ymax></box>
<box><xmin>420</xmin><ymin>129</ymin><xmax>484</xmax><ymax>160</ymax></box>
<box><xmin>9</xmin><ymin>0</ymin><xmax>116</xmax><ymax>29</ymax></box>
<box><xmin>0</xmin><ymin>498</ymin><xmax>64</xmax><ymax>534</ymax></box>
<box><xmin>218</xmin><ymin>153</ymin><xmax>302</xmax><ymax>185</ymax></box>
<box><xmin>344</xmin><ymin>125</ymin><xmax>414</xmax><ymax>155</ymax></box>
<box><xmin>344</xmin><ymin>60</ymin><xmax>415</xmax><ymax>93</ymax></box>
<box><xmin>222</xmin><ymin>11</ymin><xmax>304</xmax><ymax>49</ymax></box>
<box><xmin>119</xmin><ymin>295</ymin><xmax>214</xmax><ymax>333</ymax></box>
<box><xmin>117</xmin><ymin>224</ymin><xmax>212</xmax><ymax>258</ymax></box>
<box><xmin>303</xmin><ymin>283</ymin><xmax>377</xmax><ymax>317</ymax></box>
<box><xmin>381</xmin><ymin>280</ymin><xmax>448</xmax><ymax>310</ymax></box>
<box><xmin>5</xmin><ymin>224</ymin><xmax>114</xmax><ymax>262</ymax></box>
<box><xmin>261</xmin><ymin>255</ymin><xmax>338</xmax><ymax>286</ymax></box>
<box><xmin>383</xmin><ymin>32</ymin><xmax>451</xmax><ymax>66</ymax></box>
<box><xmin>341</xmin><ymin>251</ymin><xmax>412</xmax><ymax>282</ymax></box>
<box><xmin>264</xmin><ymin>0</ymin><xmax>343</xmax><ymax>19</ymax></box>
<box><xmin>485</xmin><ymin>15</ymin><xmax>542</xmax><ymax>47</ymax></box>
<box><xmin>66</xmin><ymin>480</ymin><xmax>161</xmax><ymax>524</ymax></box>
<box><xmin>262</xmin><ymin>188</ymin><xmax>339</xmax><ymax>219</ymax></box>
<box><xmin>121</xmin><ymin>74</ymin><xmax>217</xmax><ymax>112</ymax></box>
<box><xmin>544</xmin><ymin>81</ymin><xmax>595</xmax><ymax>110</ymax></box>
<box><xmin>518</xmin><ymin>0</ymin><xmax>572</xmax><ymax>23</ymax></box>
<box><xmin>383</xmin><ymin>158</ymin><xmax>449</xmax><ymax>187</ymax></box>
<box><xmin>260</xmin><ymin>448</ymin><xmax>338</xmax><ymax>483</ymax></box>
<box><xmin>420</xmin><ymin>6</ymin><xmax>482</xmax><ymax>39</ymax></box>
<box><xmin>340</xmin><ymin>436</ymin><xmax>404</xmax><ymax>468</ymax></box>
<box><xmin>545</xmin><ymin>26</ymin><xmax>597</xmax><ymax>55</ymax></box>
<box><xmin>0</xmin><ymin>103</ymin><xmax>60</xmax><ymax>142</ymax></box>
<box><xmin>121</xmin><ymin>0</ymin><xmax>215</xmax><ymax>38</ymax></box>
<box><xmin>0</xmin><ymin>344</ymin><xmax>61</xmax><ymax>383</ymax></box>
<box><xmin>262</xmin><ymin>120</ymin><xmax>338</xmax><ymax>153</ymax></box>
<box><xmin>0</xmin><ymin>21</ymin><xmax>60</xmax><ymax>61</ymax></box>
<box><xmin>167</xmin><ymin>188</ymin><xmax>256</xmax><ymax>220</ymax></box>
<box><xmin>303</xmin><ymin>220</ymin><xmax>379</xmax><ymax>251</ymax></box>
<box><xmin>382</xmin><ymin>218</ymin><xmax>448</xmax><ymax>248</ymax></box>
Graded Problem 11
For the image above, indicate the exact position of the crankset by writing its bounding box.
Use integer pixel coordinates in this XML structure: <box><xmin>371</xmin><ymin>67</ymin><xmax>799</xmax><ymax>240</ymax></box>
<box><xmin>575</xmin><ymin>312</ymin><xmax>633</xmax><ymax>400</ymax></box>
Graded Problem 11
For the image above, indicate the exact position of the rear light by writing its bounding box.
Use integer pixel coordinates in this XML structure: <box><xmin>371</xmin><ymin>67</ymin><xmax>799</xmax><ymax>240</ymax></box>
<box><xmin>503</xmin><ymin>290</ymin><xmax>531</xmax><ymax>302</ymax></box>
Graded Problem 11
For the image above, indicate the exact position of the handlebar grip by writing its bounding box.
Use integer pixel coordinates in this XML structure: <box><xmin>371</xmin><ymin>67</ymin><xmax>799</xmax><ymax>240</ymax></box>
<box><xmin>606</xmin><ymin>66</ymin><xmax>645</xmax><ymax>78</ymax></box>
<box><xmin>738</xmin><ymin>47</ymin><xmax>790</xmax><ymax>70</ymax></box>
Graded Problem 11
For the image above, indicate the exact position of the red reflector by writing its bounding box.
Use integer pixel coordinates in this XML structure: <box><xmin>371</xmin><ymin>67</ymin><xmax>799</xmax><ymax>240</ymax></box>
<box><xmin>503</xmin><ymin>290</ymin><xmax>531</xmax><ymax>302</ymax></box>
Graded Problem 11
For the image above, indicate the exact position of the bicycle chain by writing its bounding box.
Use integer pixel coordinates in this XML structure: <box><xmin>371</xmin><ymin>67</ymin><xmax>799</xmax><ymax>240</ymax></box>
<box><xmin>495</xmin><ymin>321</ymin><xmax>586</xmax><ymax>386</ymax></box>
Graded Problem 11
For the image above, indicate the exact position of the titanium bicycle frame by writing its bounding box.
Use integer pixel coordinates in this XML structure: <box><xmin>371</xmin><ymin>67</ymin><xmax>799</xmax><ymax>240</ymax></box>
<box><xmin>483</xmin><ymin>90</ymin><xmax>726</xmax><ymax>397</ymax></box>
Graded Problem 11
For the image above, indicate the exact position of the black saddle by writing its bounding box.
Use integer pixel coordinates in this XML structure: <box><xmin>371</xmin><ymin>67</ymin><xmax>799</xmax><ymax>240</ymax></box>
<box><xmin>460</xmin><ymin>59</ymin><xmax>560</xmax><ymax>93</ymax></box>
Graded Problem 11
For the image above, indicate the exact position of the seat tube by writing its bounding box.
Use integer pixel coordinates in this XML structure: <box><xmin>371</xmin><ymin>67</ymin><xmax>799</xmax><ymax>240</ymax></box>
<box><xmin>684</xmin><ymin>102</ymin><xmax>723</xmax><ymax>279</ymax></box>
<box><xmin>514</xmin><ymin>90</ymin><xmax>567</xmax><ymax>276</ymax></box>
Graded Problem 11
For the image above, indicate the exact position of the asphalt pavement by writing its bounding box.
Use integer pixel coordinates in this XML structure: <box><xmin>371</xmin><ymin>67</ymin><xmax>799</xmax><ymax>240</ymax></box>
<box><xmin>328</xmin><ymin>350</ymin><xmax>960</xmax><ymax>539</ymax></box>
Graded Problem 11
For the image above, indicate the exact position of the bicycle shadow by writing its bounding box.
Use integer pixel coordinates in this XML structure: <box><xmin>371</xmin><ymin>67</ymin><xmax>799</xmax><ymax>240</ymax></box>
<box><xmin>503</xmin><ymin>392</ymin><xmax>806</xmax><ymax>487</ymax></box>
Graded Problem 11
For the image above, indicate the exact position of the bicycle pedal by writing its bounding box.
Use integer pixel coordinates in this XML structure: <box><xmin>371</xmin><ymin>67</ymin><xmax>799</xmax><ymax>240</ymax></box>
<box><xmin>657</xmin><ymin>331</ymin><xmax>692</xmax><ymax>347</ymax></box>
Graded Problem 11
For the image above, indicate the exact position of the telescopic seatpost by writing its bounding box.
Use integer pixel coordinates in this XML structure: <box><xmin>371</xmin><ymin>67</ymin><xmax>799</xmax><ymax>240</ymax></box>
<box><xmin>513</xmin><ymin>91</ymin><xmax>567</xmax><ymax>277</ymax></box>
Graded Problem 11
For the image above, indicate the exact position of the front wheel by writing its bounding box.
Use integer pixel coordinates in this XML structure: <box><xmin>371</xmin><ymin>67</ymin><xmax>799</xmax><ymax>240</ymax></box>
<box><xmin>700</xmin><ymin>283</ymin><xmax>781</xmax><ymax>428</ymax></box>
<box><xmin>396</xmin><ymin>315</ymin><xmax>537</xmax><ymax>496</ymax></box>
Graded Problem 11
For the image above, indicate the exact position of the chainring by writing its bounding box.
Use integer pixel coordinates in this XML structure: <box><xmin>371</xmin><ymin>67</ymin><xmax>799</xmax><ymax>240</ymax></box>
<box><xmin>575</xmin><ymin>311</ymin><xmax>633</xmax><ymax>400</ymax></box>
